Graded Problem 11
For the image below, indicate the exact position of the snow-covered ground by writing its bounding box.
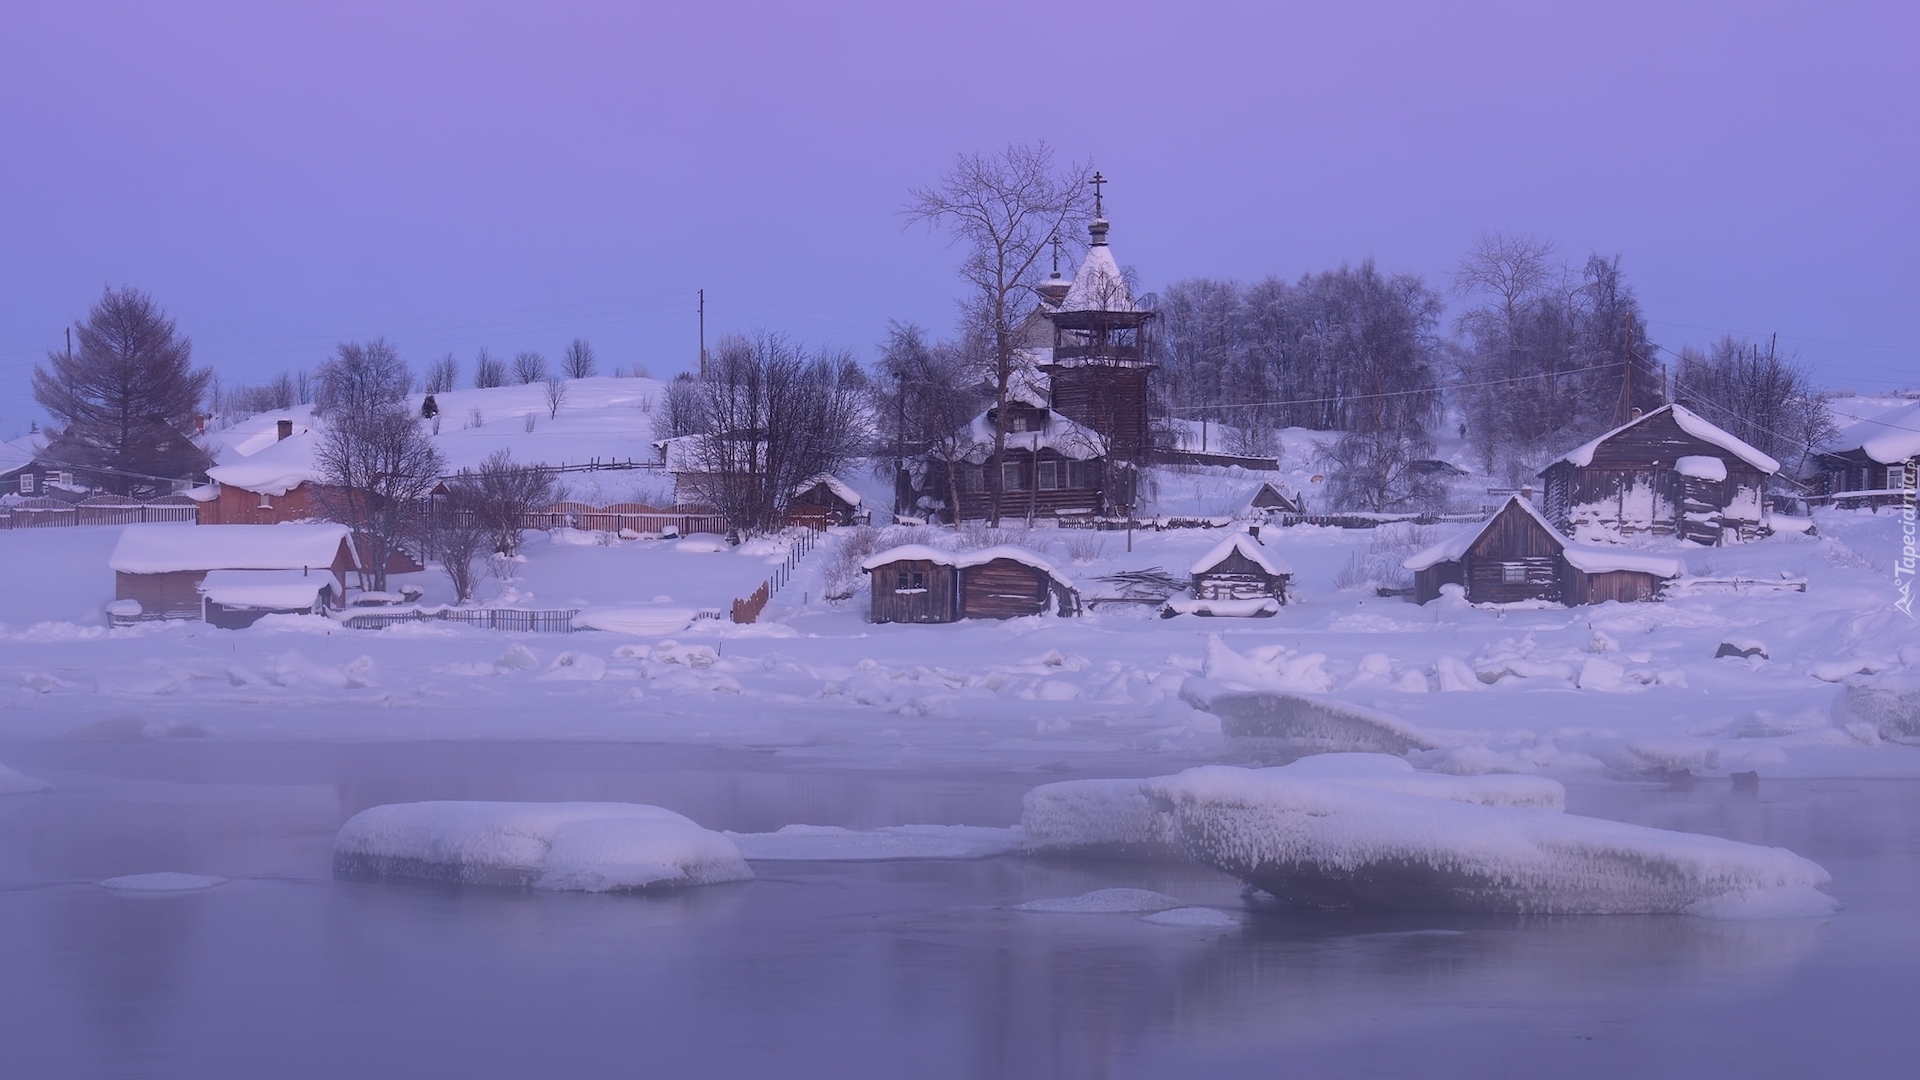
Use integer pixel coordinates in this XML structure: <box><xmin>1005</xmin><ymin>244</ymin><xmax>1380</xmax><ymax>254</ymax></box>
<box><xmin>3</xmin><ymin>506</ymin><xmax>1916</xmax><ymax>784</ymax></box>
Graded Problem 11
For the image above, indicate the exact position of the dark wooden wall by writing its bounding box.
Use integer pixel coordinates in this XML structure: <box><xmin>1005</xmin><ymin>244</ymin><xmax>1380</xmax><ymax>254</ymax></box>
<box><xmin>116</xmin><ymin>570</ymin><xmax>208</xmax><ymax>618</ymax></box>
<box><xmin>1192</xmin><ymin>550</ymin><xmax>1286</xmax><ymax>601</ymax></box>
<box><xmin>1046</xmin><ymin>365</ymin><xmax>1151</xmax><ymax>465</ymax></box>
<box><xmin>959</xmin><ymin>559</ymin><xmax>1052</xmax><ymax>619</ymax></box>
<box><xmin>1414</xmin><ymin>561</ymin><xmax>1465</xmax><ymax>604</ymax></box>
<box><xmin>198</xmin><ymin>482</ymin><xmax>322</xmax><ymax>525</ymax></box>
<box><xmin>937</xmin><ymin>449</ymin><xmax>1103</xmax><ymax>522</ymax></box>
<box><xmin>1564</xmin><ymin>568</ymin><xmax>1665</xmax><ymax>605</ymax></box>
<box><xmin>868</xmin><ymin>560</ymin><xmax>957</xmax><ymax>624</ymax></box>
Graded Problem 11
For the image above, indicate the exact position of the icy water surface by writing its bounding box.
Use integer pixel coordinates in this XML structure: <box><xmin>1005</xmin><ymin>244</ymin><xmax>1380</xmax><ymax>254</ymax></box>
<box><xmin>2</xmin><ymin>740</ymin><xmax>1917</xmax><ymax>1079</ymax></box>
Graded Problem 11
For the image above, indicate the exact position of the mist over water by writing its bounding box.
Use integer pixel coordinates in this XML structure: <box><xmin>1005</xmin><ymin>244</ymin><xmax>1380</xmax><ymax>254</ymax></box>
<box><xmin>2</xmin><ymin>741</ymin><xmax>1915</xmax><ymax>1078</ymax></box>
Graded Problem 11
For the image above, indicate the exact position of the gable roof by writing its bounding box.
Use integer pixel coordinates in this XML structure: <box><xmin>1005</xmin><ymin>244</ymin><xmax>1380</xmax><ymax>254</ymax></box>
<box><xmin>951</xmin><ymin>408</ymin><xmax>1106</xmax><ymax>463</ymax></box>
<box><xmin>110</xmin><ymin>523</ymin><xmax>359</xmax><ymax>574</ymax></box>
<box><xmin>793</xmin><ymin>474</ymin><xmax>861</xmax><ymax>507</ymax></box>
<box><xmin>1060</xmin><ymin>243</ymin><xmax>1137</xmax><ymax>313</ymax></box>
<box><xmin>1551</xmin><ymin>404</ymin><xmax>1779</xmax><ymax>475</ymax></box>
<box><xmin>1823</xmin><ymin>399</ymin><xmax>1920</xmax><ymax>465</ymax></box>
<box><xmin>206</xmin><ymin>428</ymin><xmax>319</xmax><ymax>496</ymax></box>
<box><xmin>1403</xmin><ymin>496</ymin><xmax>1682</xmax><ymax>578</ymax></box>
<box><xmin>1190</xmin><ymin>531</ymin><xmax>1292</xmax><ymax>576</ymax></box>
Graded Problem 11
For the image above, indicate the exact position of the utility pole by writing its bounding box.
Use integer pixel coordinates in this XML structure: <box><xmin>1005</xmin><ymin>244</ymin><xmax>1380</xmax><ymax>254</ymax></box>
<box><xmin>698</xmin><ymin>289</ymin><xmax>707</xmax><ymax>379</ymax></box>
<box><xmin>893</xmin><ymin>370</ymin><xmax>906</xmax><ymax>517</ymax></box>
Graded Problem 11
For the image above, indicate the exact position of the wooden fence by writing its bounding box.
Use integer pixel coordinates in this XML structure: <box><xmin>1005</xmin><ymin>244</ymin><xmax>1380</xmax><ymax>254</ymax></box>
<box><xmin>340</xmin><ymin>606</ymin><xmax>582</xmax><ymax>632</ymax></box>
<box><xmin>516</xmin><ymin>501</ymin><xmax>727</xmax><ymax>536</ymax></box>
<box><xmin>729</xmin><ymin>522</ymin><xmax>824</xmax><ymax>624</ymax></box>
<box><xmin>1</xmin><ymin>495</ymin><xmax>199</xmax><ymax>529</ymax></box>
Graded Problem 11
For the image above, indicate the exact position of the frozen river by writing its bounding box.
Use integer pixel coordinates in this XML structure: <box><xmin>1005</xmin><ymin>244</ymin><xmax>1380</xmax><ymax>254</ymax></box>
<box><xmin>2</xmin><ymin>740</ymin><xmax>1917</xmax><ymax>1079</ymax></box>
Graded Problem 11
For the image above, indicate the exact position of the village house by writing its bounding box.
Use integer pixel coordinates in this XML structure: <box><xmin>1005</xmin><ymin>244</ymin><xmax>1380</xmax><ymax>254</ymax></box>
<box><xmin>788</xmin><ymin>474</ymin><xmax>863</xmax><ymax>527</ymax></box>
<box><xmin>198</xmin><ymin>418</ymin><xmax>324</xmax><ymax>525</ymax></box>
<box><xmin>924</xmin><ymin>399</ymin><xmax>1108</xmax><ymax>523</ymax></box>
<box><xmin>861</xmin><ymin>544</ymin><xmax>1079</xmax><ymax>624</ymax></box>
<box><xmin>1811</xmin><ymin>400</ymin><xmax>1920</xmax><ymax>509</ymax></box>
<box><xmin>1404</xmin><ymin>496</ymin><xmax>1683</xmax><ymax>606</ymax></box>
<box><xmin>1246</xmin><ymin>481</ymin><xmax>1304</xmax><ymax>515</ymax></box>
<box><xmin>1164</xmin><ymin>528</ymin><xmax>1291</xmax><ymax>617</ymax></box>
<box><xmin>1538</xmin><ymin>404</ymin><xmax>1778</xmax><ymax>545</ymax></box>
<box><xmin>108</xmin><ymin>522</ymin><xmax>362</xmax><ymax>621</ymax></box>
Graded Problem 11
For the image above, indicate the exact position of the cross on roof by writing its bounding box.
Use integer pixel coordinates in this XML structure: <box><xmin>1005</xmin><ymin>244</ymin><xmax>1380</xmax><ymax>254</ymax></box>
<box><xmin>1050</xmin><ymin>231</ymin><xmax>1063</xmax><ymax>274</ymax></box>
<box><xmin>1090</xmin><ymin>171</ymin><xmax>1106</xmax><ymax>217</ymax></box>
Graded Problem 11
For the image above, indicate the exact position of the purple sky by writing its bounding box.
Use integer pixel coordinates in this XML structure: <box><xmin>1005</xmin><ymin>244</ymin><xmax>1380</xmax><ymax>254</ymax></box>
<box><xmin>1</xmin><ymin>0</ymin><xmax>1914</xmax><ymax>434</ymax></box>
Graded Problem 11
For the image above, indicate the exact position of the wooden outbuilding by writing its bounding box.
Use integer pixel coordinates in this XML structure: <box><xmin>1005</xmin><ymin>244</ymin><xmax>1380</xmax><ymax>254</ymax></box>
<box><xmin>200</xmin><ymin>421</ymin><xmax>325</xmax><ymax>525</ymax></box>
<box><xmin>1404</xmin><ymin>497</ymin><xmax>1683</xmax><ymax>606</ymax></box>
<box><xmin>861</xmin><ymin>544</ymin><xmax>1079</xmax><ymax>624</ymax></box>
<box><xmin>1811</xmin><ymin>400</ymin><xmax>1920</xmax><ymax>509</ymax></box>
<box><xmin>1538</xmin><ymin>404</ymin><xmax>1778</xmax><ymax>546</ymax></box>
<box><xmin>1189</xmin><ymin>530</ymin><xmax>1290</xmax><ymax>602</ymax></box>
<box><xmin>1247</xmin><ymin>482</ymin><xmax>1303</xmax><ymax>515</ymax></box>
<box><xmin>788</xmin><ymin>474</ymin><xmax>862</xmax><ymax>527</ymax></box>
<box><xmin>108</xmin><ymin>522</ymin><xmax>361</xmax><ymax>620</ymax></box>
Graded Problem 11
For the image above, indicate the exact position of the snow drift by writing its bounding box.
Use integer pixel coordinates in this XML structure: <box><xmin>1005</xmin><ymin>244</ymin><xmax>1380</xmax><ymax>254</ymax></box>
<box><xmin>1182</xmin><ymin>677</ymin><xmax>1437</xmax><ymax>758</ymax></box>
<box><xmin>1144</xmin><ymin>764</ymin><xmax>1833</xmax><ymax>916</ymax></box>
<box><xmin>333</xmin><ymin>801</ymin><xmax>753</xmax><ymax>892</ymax></box>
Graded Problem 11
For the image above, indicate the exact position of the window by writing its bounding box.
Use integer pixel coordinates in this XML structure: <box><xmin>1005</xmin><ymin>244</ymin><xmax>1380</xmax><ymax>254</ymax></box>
<box><xmin>18</xmin><ymin>473</ymin><xmax>34</xmax><ymax>494</ymax></box>
<box><xmin>1501</xmin><ymin>563</ymin><xmax>1530</xmax><ymax>585</ymax></box>
<box><xmin>959</xmin><ymin>465</ymin><xmax>982</xmax><ymax>493</ymax></box>
<box><xmin>1002</xmin><ymin>461</ymin><xmax>1025</xmax><ymax>491</ymax></box>
<box><xmin>1009</xmin><ymin>414</ymin><xmax>1030</xmax><ymax>433</ymax></box>
<box><xmin>1066</xmin><ymin>461</ymin><xmax>1091</xmax><ymax>489</ymax></box>
<box><xmin>896</xmin><ymin>571</ymin><xmax>910</xmax><ymax>590</ymax></box>
<box><xmin>1891</xmin><ymin>464</ymin><xmax>1908</xmax><ymax>492</ymax></box>
<box><xmin>1037</xmin><ymin>461</ymin><xmax>1060</xmax><ymax>491</ymax></box>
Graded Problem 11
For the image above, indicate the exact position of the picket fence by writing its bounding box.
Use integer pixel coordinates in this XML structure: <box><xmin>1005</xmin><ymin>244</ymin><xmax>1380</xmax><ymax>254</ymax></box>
<box><xmin>1</xmin><ymin>495</ymin><xmax>199</xmax><ymax>529</ymax></box>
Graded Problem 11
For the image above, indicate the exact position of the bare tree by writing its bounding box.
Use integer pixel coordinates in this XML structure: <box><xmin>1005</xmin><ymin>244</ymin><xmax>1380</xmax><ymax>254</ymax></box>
<box><xmin>675</xmin><ymin>333</ymin><xmax>867</xmax><ymax>534</ymax></box>
<box><xmin>874</xmin><ymin>321</ymin><xmax>984</xmax><ymax>520</ymax></box>
<box><xmin>1677</xmin><ymin>335</ymin><xmax>1836</xmax><ymax>473</ymax></box>
<box><xmin>461</xmin><ymin>449</ymin><xmax>557</xmax><ymax>556</ymax></box>
<box><xmin>424</xmin><ymin>353</ymin><xmax>460</xmax><ymax>394</ymax></box>
<box><xmin>544</xmin><ymin>374</ymin><xmax>567</xmax><ymax>419</ymax></box>
<box><xmin>32</xmin><ymin>285</ymin><xmax>213</xmax><ymax>494</ymax></box>
<box><xmin>431</xmin><ymin>480</ymin><xmax>491</xmax><ymax>604</ymax></box>
<box><xmin>904</xmin><ymin>142</ymin><xmax>1092</xmax><ymax>525</ymax></box>
<box><xmin>473</xmin><ymin>348</ymin><xmax>507</xmax><ymax>389</ymax></box>
<box><xmin>513</xmin><ymin>351</ymin><xmax>548</xmax><ymax>385</ymax></box>
<box><xmin>561</xmin><ymin>338</ymin><xmax>598</xmax><ymax>379</ymax></box>
<box><xmin>312</xmin><ymin>340</ymin><xmax>443</xmax><ymax>592</ymax></box>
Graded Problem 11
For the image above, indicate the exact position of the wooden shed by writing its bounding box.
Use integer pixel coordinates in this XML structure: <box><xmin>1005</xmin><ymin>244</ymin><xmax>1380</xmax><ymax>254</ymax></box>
<box><xmin>1538</xmin><ymin>404</ymin><xmax>1778</xmax><ymax>545</ymax></box>
<box><xmin>1247</xmin><ymin>482</ymin><xmax>1303</xmax><ymax>515</ymax></box>
<box><xmin>108</xmin><ymin>523</ymin><xmax>361</xmax><ymax>620</ymax></box>
<box><xmin>861</xmin><ymin>544</ymin><xmax>1079</xmax><ymax>624</ymax></box>
<box><xmin>1404</xmin><ymin>497</ymin><xmax>1682</xmax><ymax>606</ymax></box>
<box><xmin>1190</xmin><ymin>530</ymin><xmax>1290</xmax><ymax>602</ymax></box>
<box><xmin>789</xmin><ymin>474</ymin><xmax>862</xmax><ymax>527</ymax></box>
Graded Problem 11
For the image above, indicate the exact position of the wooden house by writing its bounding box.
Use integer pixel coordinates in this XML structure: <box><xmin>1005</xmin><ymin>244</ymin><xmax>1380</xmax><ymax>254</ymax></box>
<box><xmin>1247</xmin><ymin>482</ymin><xmax>1303</xmax><ymax>515</ymax></box>
<box><xmin>926</xmin><ymin>401</ymin><xmax>1108</xmax><ymax>523</ymax></box>
<box><xmin>200</xmin><ymin>420</ymin><xmax>324</xmax><ymax>525</ymax></box>
<box><xmin>1404</xmin><ymin>497</ymin><xmax>1682</xmax><ymax>606</ymax></box>
<box><xmin>861</xmin><ymin>544</ymin><xmax>1079</xmax><ymax>624</ymax></box>
<box><xmin>1538</xmin><ymin>405</ymin><xmax>1778</xmax><ymax>546</ymax></box>
<box><xmin>788</xmin><ymin>474</ymin><xmax>862</xmax><ymax>527</ymax></box>
<box><xmin>1811</xmin><ymin>400</ymin><xmax>1920</xmax><ymax>509</ymax></box>
<box><xmin>1163</xmin><ymin>529</ymin><xmax>1292</xmax><ymax>617</ymax></box>
<box><xmin>108</xmin><ymin>523</ymin><xmax>361</xmax><ymax>620</ymax></box>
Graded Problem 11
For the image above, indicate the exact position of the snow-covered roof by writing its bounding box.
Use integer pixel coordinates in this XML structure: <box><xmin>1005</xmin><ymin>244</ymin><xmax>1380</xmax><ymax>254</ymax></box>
<box><xmin>207</xmin><ymin>429</ymin><xmax>319</xmax><ymax>496</ymax></box>
<box><xmin>110</xmin><ymin>523</ymin><xmax>358</xmax><ymax>574</ymax></box>
<box><xmin>1006</xmin><ymin>360</ymin><xmax>1053</xmax><ymax>408</ymax></box>
<box><xmin>860</xmin><ymin>543</ymin><xmax>1074</xmax><ymax>588</ymax></box>
<box><xmin>1403</xmin><ymin>497</ymin><xmax>1561</xmax><ymax>572</ymax></box>
<box><xmin>198</xmin><ymin>570</ymin><xmax>329</xmax><ymax>609</ymax></box>
<box><xmin>793</xmin><ymin>474</ymin><xmax>861</xmax><ymax>507</ymax></box>
<box><xmin>1402</xmin><ymin>497</ymin><xmax>1680</xmax><ymax>579</ymax></box>
<box><xmin>1553</xmin><ymin>404</ymin><xmax>1779</xmax><ymax>475</ymax></box>
<box><xmin>1559</xmin><ymin>545</ymin><xmax>1684</xmax><ymax>578</ymax></box>
<box><xmin>1823</xmin><ymin>399</ymin><xmax>1920</xmax><ymax>465</ymax></box>
<box><xmin>1059</xmin><ymin>241</ymin><xmax>1137</xmax><ymax>313</ymax></box>
<box><xmin>0</xmin><ymin>432</ymin><xmax>46</xmax><ymax>475</ymax></box>
<box><xmin>1190</xmin><ymin>531</ymin><xmax>1292</xmax><ymax>577</ymax></box>
<box><xmin>1674</xmin><ymin>455</ymin><xmax>1728</xmax><ymax>482</ymax></box>
<box><xmin>954</xmin><ymin>408</ymin><xmax>1106</xmax><ymax>464</ymax></box>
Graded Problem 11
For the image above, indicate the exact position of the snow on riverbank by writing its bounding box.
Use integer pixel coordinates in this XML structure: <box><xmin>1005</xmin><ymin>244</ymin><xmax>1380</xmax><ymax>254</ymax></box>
<box><xmin>0</xmin><ymin>508</ymin><xmax>1915</xmax><ymax>782</ymax></box>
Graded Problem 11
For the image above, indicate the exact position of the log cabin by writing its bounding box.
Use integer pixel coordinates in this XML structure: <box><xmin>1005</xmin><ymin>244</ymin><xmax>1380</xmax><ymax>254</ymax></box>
<box><xmin>788</xmin><ymin>474</ymin><xmax>862</xmax><ymax>527</ymax></box>
<box><xmin>862</xmin><ymin>544</ymin><xmax>1079</xmax><ymax>624</ymax></box>
<box><xmin>1247</xmin><ymin>482</ymin><xmax>1303</xmax><ymax>515</ymax></box>
<box><xmin>1166</xmin><ymin>530</ymin><xmax>1291</xmax><ymax>617</ymax></box>
<box><xmin>1538</xmin><ymin>405</ymin><xmax>1778</xmax><ymax>545</ymax></box>
<box><xmin>1811</xmin><ymin>400</ymin><xmax>1920</xmax><ymax>509</ymax></box>
<box><xmin>109</xmin><ymin>522</ymin><xmax>361</xmax><ymax>620</ymax></box>
<box><xmin>199</xmin><ymin>419</ymin><xmax>324</xmax><ymax>525</ymax></box>
<box><xmin>926</xmin><ymin>401</ymin><xmax>1108</xmax><ymax>523</ymax></box>
<box><xmin>1404</xmin><ymin>496</ymin><xmax>1682</xmax><ymax>606</ymax></box>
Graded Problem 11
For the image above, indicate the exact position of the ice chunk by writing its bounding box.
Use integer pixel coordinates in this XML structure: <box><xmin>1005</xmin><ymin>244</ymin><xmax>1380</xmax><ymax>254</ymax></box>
<box><xmin>1841</xmin><ymin>681</ymin><xmax>1920</xmax><ymax>746</ymax></box>
<box><xmin>1144</xmin><ymin>766</ymin><xmax>1832</xmax><ymax>915</ymax></box>
<box><xmin>1016</xmin><ymin>888</ymin><xmax>1185</xmax><ymax>913</ymax></box>
<box><xmin>1021</xmin><ymin>778</ymin><xmax>1184</xmax><ymax>859</ymax></box>
<box><xmin>0</xmin><ymin>760</ymin><xmax>52</xmax><ymax>795</ymax></box>
<box><xmin>1140</xmin><ymin>906</ymin><xmax>1239</xmax><ymax>927</ymax></box>
<box><xmin>100</xmin><ymin>872</ymin><xmax>227</xmax><ymax>892</ymax></box>
<box><xmin>333</xmin><ymin>801</ymin><xmax>752</xmax><ymax>892</ymax></box>
<box><xmin>726</xmin><ymin>824</ymin><xmax>1020</xmax><ymax>861</ymax></box>
<box><xmin>1279</xmin><ymin>753</ymin><xmax>1565</xmax><ymax>810</ymax></box>
<box><xmin>1182</xmin><ymin>678</ymin><xmax>1436</xmax><ymax>759</ymax></box>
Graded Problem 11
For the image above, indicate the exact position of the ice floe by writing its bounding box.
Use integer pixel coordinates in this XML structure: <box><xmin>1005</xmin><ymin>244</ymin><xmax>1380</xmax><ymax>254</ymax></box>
<box><xmin>100</xmin><ymin>872</ymin><xmax>227</xmax><ymax>892</ymax></box>
<box><xmin>1143</xmin><ymin>765</ymin><xmax>1834</xmax><ymax>916</ymax></box>
<box><xmin>726</xmin><ymin>823</ymin><xmax>1020</xmax><ymax>861</ymax></box>
<box><xmin>0</xmin><ymin>760</ymin><xmax>52</xmax><ymax>795</ymax></box>
<box><xmin>1182</xmin><ymin>677</ymin><xmax>1437</xmax><ymax>758</ymax></box>
<box><xmin>1015</xmin><ymin>888</ymin><xmax>1185</xmax><ymax>913</ymax></box>
<box><xmin>333</xmin><ymin>801</ymin><xmax>752</xmax><ymax>892</ymax></box>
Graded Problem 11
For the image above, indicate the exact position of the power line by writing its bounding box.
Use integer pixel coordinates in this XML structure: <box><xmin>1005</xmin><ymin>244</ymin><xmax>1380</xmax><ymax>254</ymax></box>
<box><xmin>1164</xmin><ymin>360</ymin><xmax>1625</xmax><ymax>415</ymax></box>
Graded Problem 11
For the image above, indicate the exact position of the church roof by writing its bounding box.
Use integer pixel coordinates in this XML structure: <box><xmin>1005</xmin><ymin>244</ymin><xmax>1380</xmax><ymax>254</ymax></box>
<box><xmin>1059</xmin><ymin>239</ymin><xmax>1137</xmax><ymax>313</ymax></box>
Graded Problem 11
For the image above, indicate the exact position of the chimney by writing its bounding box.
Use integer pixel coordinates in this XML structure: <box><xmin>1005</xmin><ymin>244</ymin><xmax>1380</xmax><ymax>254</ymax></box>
<box><xmin>1521</xmin><ymin>485</ymin><xmax>1534</xmax><ymax>503</ymax></box>
<box><xmin>1247</xmin><ymin>523</ymin><xmax>1261</xmax><ymax>541</ymax></box>
<box><xmin>277</xmin><ymin>419</ymin><xmax>293</xmax><ymax>441</ymax></box>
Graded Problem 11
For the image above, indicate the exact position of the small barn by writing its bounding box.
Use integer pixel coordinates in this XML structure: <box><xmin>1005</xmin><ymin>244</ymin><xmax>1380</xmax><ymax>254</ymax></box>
<box><xmin>200</xmin><ymin>571</ymin><xmax>335</xmax><ymax>629</ymax></box>
<box><xmin>108</xmin><ymin>523</ymin><xmax>361</xmax><ymax>621</ymax></box>
<box><xmin>861</xmin><ymin>544</ymin><xmax>1079</xmax><ymax>624</ymax></box>
<box><xmin>1246</xmin><ymin>482</ymin><xmax>1303</xmax><ymax>515</ymax></box>
<box><xmin>1404</xmin><ymin>496</ymin><xmax>1682</xmax><ymax>606</ymax></box>
<box><xmin>1811</xmin><ymin>400</ymin><xmax>1920</xmax><ymax>509</ymax></box>
<box><xmin>789</xmin><ymin>474</ymin><xmax>862</xmax><ymax>527</ymax></box>
<box><xmin>1167</xmin><ymin>530</ymin><xmax>1291</xmax><ymax>617</ymax></box>
<box><xmin>1538</xmin><ymin>404</ymin><xmax>1778</xmax><ymax>545</ymax></box>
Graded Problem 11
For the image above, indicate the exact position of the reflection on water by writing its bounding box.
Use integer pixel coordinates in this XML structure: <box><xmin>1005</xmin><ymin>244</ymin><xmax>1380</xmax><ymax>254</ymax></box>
<box><xmin>1</xmin><ymin>741</ymin><xmax>1916</xmax><ymax>1079</ymax></box>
